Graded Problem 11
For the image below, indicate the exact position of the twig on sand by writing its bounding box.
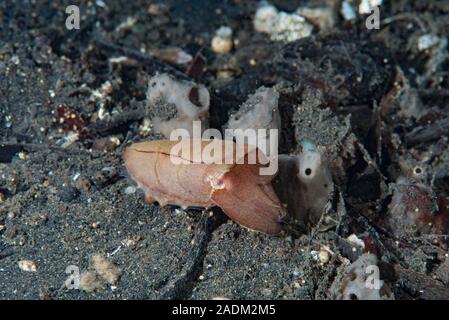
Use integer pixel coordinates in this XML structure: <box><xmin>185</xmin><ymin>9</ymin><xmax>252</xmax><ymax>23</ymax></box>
<box><xmin>94</xmin><ymin>40</ymin><xmax>191</xmax><ymax>81</ymax></box>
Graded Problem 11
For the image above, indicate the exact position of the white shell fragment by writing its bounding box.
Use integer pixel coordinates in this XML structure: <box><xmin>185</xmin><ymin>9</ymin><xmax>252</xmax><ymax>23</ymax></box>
<box><xmin>254</xmin><ymin>4</ymin><xmax>279</xmax><ymax>34</ymax></box>
<box><xmin>359</xmin><ymin>0</ymin><xmax>383</xmax><ymax>14</ymax></box>
<box><xmin>224</xmin><ymin>86</ymin><xmax>280</xmax><ymax>155</ymax></box>
<box><xmin>347</xmin><ymin>234</ymin><xmax>366</xmax><ymax>249</ymax></box>
<box><xmin>124</xmin><ymin>186</ymin><xmax>136</xmax><ymax>194</ymax></box>
<box><xmin>146</xmin><ymin>73</ymin><xmax>210</xmax><ymax>138</ymax></box>
<box><xmin>91</xmin><ymin>254</ymin><xmax>121</xmax><ymax>285</ymax></box>
<box><xmin>417</xmin><ymin>34</ymin><xmax>442</xmax><ymax>51</ymax></box>
<box><xmin>254</xmin><ymin>3</ymin><xmax>313</xmax><ymax>42</ymax></box>
<box><xmin>224</xmin><ymin>86</ymin><xmax>280</xmax><ymax>131</ymax></box>
<box><xmin>18</xmin><ymin>260</ymin><xmax>37</xmax><ymax>272</ymax></box>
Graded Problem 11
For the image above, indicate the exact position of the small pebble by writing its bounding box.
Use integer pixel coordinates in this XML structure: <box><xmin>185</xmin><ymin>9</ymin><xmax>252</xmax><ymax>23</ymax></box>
<box><xmin>75</xmin><ymin>176</ymin><xmax>91</xmax><ymax>193</ymax></box>
<box><xmin>124</xmin><ymin>186</ymin><xmax>136</xmax><ymax>194</ymax></box>
<box><xmin>254</xmin><ymin>4</ymin><xmax>313</xmax><ymax>42</ymax></box>
<box><xmin>18</xmin><ymin>260</ymin><xmax>37</xmax><ymax>272</ymax></box>
<box><xmin>109</xmin><ymin>136</ymin><xmax>121</xmax><ymax>146</ymax></box>
<box><xmin>211</xmin><ymin>26</ymin><xmax>233</xmax><ymax>54</ymax></box>
<box><xmin>148</xmin><ymin>3</ymin><xmax>160</xmax><ymax>15</ymax></box>
<box><xmin>417</xmin><ymin>34</ymin><xmax>441</xmax><ymax>51</ymax></box>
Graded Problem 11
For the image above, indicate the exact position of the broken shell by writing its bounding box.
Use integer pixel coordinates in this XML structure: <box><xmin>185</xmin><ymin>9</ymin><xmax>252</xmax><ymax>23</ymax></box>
<box><xmin>253</xmin><ymin>3</ymin><xmax>313</xmax><ymax>42</ymax></box>
<box><xmin>124</xmin><ymin>139</ymin><xmax>286</xmax><ymax>234</ymax></box>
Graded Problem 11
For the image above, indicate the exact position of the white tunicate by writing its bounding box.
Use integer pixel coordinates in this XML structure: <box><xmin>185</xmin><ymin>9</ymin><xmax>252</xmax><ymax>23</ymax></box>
<box><xmin>296</xmin><ymin>141</ymin><xmax>334</xmax><ymax>221</ymax></box>
<box><xmin>146</xmin><ymin>73</ymin><xmax>210</xmax><ymax>138</ymax></box>
<box><xmin>167</xmin><ymin>49</ymin><xmax>193</xmax><ymax>65</ymax></box>
<box><xmin>330</xmin><ymin>254</ymin><xmax>394</xmax><ymax>300</ymax></box>
<box><xmin>225</xmin><ymin>87</ymin><xmax>280</xmax><ymax>131</ymax></box>
<box><xmin>224</xmin><ymin>86</ymin><xmax>280</xmax><ymax>156</ymax></box>
<box><xmin>253</xmin><ymin>3</ymin><xmax>279</xmax><ymax>34</ymax></box>
<box><xmin>253</xmin><ymin>3</ymin><xmax>313</xmax><ymax>42</ymax></box>
<box><xmin>274</xmin><ymin>141</ymin><xmax>334</xmax><ymax>225</ymax></box>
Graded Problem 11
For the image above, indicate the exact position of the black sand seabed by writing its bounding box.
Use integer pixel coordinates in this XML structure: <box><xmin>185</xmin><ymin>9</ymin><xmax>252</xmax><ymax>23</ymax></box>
<box><xmin>1</xmin><ymin>1</ymin><xmax>449</xmax><ymax>299</ymax></box>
